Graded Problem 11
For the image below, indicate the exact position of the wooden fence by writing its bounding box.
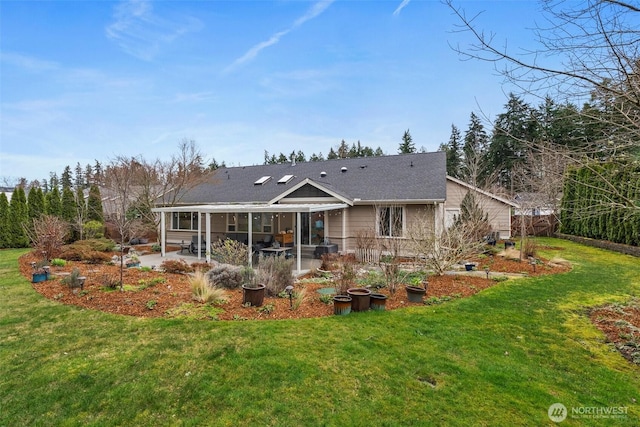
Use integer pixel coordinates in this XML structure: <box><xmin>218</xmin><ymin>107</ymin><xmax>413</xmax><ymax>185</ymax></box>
<box><xmin>511</xmin><ymin>215</ymin><xmax>559</xmax><ymax>237</ymax></box>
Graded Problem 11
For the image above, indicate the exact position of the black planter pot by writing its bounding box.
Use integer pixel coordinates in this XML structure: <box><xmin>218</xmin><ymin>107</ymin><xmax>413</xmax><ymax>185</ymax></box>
<box><xmin>406</xmin><ymin>285</ymin><xmax>427</xmax><ymax>303</ymax></box>
<box><xmin>333</xmin><ymin>295</ymin><xmax>352</xmax><ymax>315</ymax></box>
<box><xmin>242</xmin><ymin>284</ymin><xmax>266</xmax><ymax>307</ymax></box>
<box><xmin>465</xmin><ymin>263</ymin><xmax>475</xmax><ymax>272</ymax></box>
<box><xmin>369</xmin><ymin>293</ymin><xmax>388</xmax><ymax>311</ymax></box>
<box><xmin>347</xmin><ymin>288</ymin><xmax>371</xmax><ymax>312</ymax></box>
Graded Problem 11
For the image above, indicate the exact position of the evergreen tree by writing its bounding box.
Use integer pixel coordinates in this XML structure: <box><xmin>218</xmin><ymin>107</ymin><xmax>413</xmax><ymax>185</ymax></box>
<box><xmin>398</xmin><ymin>129</ymin><xmax>416</xmax><ymax>154</ymax></box>
<box><xmin>337</xmin><ymin>140</ymin><xmax>349</xmax><ymax>158</ymax></box>
<box><xmin>61</xmin><ymin>187</ymin><xmax>76</xmax><ymax>224</ymax></box>
<box><xmin>9</xmin><ymin>187</ymin><xmax>29</xmax><ymax>247</ymax></box>
<box><xmin>46</xmin><ymin>187</ymin><xmax>62</xmax><ymax>217</ymax></box>
<box><xmin>84</xmin><ymin>163</ymin><xmax>93</xmax><ymax>186</ymax></box>
<box><xmin>0</xmin><ymin>193</ymin><xmax>9</xmax><ymax>248</ymax></box>
<box><xmin>327</xmin><ymin>148</ymin><xmax>338</xmax><ymax>159</ymax></box>
<box><xmin>445</xmin><ymin>124</ymin><xmax>463</xmax><ymax>178</ymax></box>
<box><xmin>74</xmin><ymin>162</ymin><xmax>84</xmax><ymax>189</ymax></box>
<box><xmin>49</xmin><ymin>172</ymin><xmax>59</xmax><ymax>191</ymax></box>
<box><xmin>87</xmin><ymin>184</ymin><xmax>104</xmax><ymax>222</ymax></box>
<box><xmin>463</xmin><ymin>112</ymin><xmax>490</xmax><ymax>187</ymax></box>
<box><xmin>486</xmin><ymin>94</ymin><xmax>537</xmax><ymax>192</ymax></box>
<box><xmin>93</xmin><ymin>160</ymin><xmax>103</xmax><ymax>184</ymax></box>
<box><xmin>27</xmin><ymin>187</ymin><xmax>46</xmax><ymax>221</ymax></box>
<box><xmin>374</xmin><ymin>147</ymin><xmax>384</xmax><ymax>156</ymax></box>
<box><xmin>61</xmin><ymin>166</ymin><xmax>73</xmax><ymax>189</ymax></box>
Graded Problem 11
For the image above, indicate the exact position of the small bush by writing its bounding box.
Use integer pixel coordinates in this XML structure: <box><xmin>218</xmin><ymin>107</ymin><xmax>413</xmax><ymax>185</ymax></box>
<box><xmin>209</xmin><ymin>239</ymin><xmax>248</xmax><ymax>266</ymax></box>
<box><xmin>255</xmin><ymin>254</ymin><xmax>294</xmax><ymax>296</ymax></box>
<box><xmin>84</xmin><ymin>251</ymin><xmax>112</xmax><ymax>264</ymax></box>
<box><xmin>191</xmin><ymin>270</ymin><xmax>227</xmax><ymax>303</ymax></box>
<box><xmin>206</xmin><ymin>263</ymin><xmax>244</xmax><ymax>289</ymax></box>
<box><xmin>61</xmin><ymin>268</ymin><xmax>85</xmax><ymax>290</ymax></box>
<box><xmin>83</xmin><ymin>221</ymin><xmax>105</xmax><ymax>239</ymax></box>
<box><xmin>151</xmin><ymin>243</ymin><xmax>161</xmax><ymax>252</ymax></box>
<box><xmin>50</xmin><ymin>258</ymin><xmax>66</xmax><ymax>267</ymax></box>
<box><xmin>522</xmin><ymin>238</ymin><xmax>538</xmax><ymax>258</ymax></box>
<box><xmin>191</xmin><ymin>261</ymin><xmax>211</xmax><ymax>272</ymax></box>
<box><xmin>98</xmin><ymin>274</ymin><xmax>120</xmax><ymax>289</ymax></box>
<box><xmin>58</xmin><ymin>248</ymin><xmax>86</xmax><ymax>261</ymax></box>
<box><xmin>161</xmin><ymin>259</ymin><xmax>193</xmax><ymax>274</ymax></box>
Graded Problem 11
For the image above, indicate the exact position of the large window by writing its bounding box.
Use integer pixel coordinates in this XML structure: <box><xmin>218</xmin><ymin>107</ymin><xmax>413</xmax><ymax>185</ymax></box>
<box><xmin>171</xmin><ymin>212</ymin><xmax>199</xmax><ymax>231</ymax></box>
<box><xmin>378</xmin><ymin>206</ymin><xmax>404</xmax><ymax>237</ymax></box>
<box><xmin>227</xmin><ymin>213</ymin><xmax>273</xmax><ymax>233</ymax></box>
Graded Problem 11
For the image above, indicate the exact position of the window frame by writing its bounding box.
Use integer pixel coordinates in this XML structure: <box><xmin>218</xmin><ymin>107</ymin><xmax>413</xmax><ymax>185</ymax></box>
<box><xmin>377</xmin><ymin>206</ymin><xmax>405</xmax><ymax>238</ymax></box>
<box><xmin>171</xmin><ymin>211</ymin><xmax>199</xmax><ymax>231</ymax></box>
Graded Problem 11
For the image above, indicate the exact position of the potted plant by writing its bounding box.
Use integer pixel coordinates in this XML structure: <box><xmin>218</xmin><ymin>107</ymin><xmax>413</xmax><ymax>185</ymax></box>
<box><xmin>30</xmin><ymin>261</ymin><xmax>49</xmax><ymax>283</ymax></box>
<box><xmin>125</xmin><ymin>254</ymin><xmax>140</xmax><ymax>268</ymax></box>
<box><xmin>241</xmin><ymin>266</ymin><xmax>266</xmax><ymax>307</ymax></box>
<box><xmin>405</xmin><ymin>276</ymin><xmax>427</xmax><ymax>303</ymax></box>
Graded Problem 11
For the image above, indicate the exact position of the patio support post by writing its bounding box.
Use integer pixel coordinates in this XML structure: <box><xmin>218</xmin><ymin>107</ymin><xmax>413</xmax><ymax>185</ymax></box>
<box><xmin>205</xmin><ymin>212</ymin><xmax>211</xmax><ymax>264</ymax></box>
<box><xmin>296</xmin><ymin>211</ymin><xmax>301</xmax><ymax>273</ymax></box>
<box><xmin>197</xmin><ymin>211</ymin><xmax>202</xmax><ymax>260</ymax></box>
<box><xmin>247</xmin><ymin>212</ymin><xmax>253</xmax><ymax>268</ymax></box>
<box><xmin>160</xmin><ymin>212</ymin><xmax>166</xmax><ymax>257</ymax></box>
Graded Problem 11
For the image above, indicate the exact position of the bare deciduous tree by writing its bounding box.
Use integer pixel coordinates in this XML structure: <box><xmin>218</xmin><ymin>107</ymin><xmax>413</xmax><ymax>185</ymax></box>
<box><xmin>448</xmin><ymin>0</ymin><xmax>640</xmax><ymax>217</ymax></box>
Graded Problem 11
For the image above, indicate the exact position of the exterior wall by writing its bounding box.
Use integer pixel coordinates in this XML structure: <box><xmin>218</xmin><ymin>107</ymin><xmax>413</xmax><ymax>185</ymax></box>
<box><xmin>444</xmin><ymin>180</ymin><xmax>512</xmax><ymax>239</ymax></box>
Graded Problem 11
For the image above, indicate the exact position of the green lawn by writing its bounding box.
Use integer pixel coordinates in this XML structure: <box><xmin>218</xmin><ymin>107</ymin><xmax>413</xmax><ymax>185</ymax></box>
<box><xmin>1</xmin><ymin>238</ymin><xmax>639</xmax><ymax>426</ymax></box>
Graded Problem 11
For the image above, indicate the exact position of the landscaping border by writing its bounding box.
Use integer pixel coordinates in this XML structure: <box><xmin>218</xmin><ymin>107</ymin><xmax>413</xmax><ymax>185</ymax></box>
<box><xmin>556</xmin><ymin>233</ymin><xmax>640</xmax><ymax>257</ymax></box>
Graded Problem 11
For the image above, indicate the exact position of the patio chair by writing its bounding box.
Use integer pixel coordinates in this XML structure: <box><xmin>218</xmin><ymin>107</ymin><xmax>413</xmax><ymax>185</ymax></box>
<box><xmin>190</xmin><ymin>235</ymin><xmax>207</xmax><ymax>254</ymax></box>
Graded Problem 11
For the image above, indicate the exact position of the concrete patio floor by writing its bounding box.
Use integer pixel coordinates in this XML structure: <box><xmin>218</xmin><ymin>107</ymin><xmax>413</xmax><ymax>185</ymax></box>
<box><xmin>138</xmin><ymin>249</ymin><xmax>322</xmax><ymax>276</ymax></box>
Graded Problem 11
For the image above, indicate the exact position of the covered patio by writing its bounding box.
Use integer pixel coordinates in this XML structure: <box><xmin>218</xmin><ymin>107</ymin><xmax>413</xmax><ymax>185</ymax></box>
<box><xmin>152</xmin><ymin>203</ymin><xmax>348</xmax><ymax>274</ymax></box>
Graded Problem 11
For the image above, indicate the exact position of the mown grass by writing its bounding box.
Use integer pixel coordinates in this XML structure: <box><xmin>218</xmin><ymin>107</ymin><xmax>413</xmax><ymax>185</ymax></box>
<box><xmin>1</xmin><ymin>239</ymin><xmax>639</xmax><ymax>426</ymax></box>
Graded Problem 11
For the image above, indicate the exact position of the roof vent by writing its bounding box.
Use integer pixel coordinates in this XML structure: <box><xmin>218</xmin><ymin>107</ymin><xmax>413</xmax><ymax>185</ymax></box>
<box><xmin>320</xmin><ymin>171</ymin><xmax>327</xmax><ymax>177</ymax></box>
<box><xmin>360</xmin><ymin>164</ymin><xmax>367</xmax><ymax>169</ymax></box>
<box><xmin>341</xmin><ymin>166</ymin><xmax>347</xmax><ymax>173</ymax></box>
<box><xmin>254</xmin><ymin>176</ymin><xmax>272</xmax><ymax>185</ymax></box>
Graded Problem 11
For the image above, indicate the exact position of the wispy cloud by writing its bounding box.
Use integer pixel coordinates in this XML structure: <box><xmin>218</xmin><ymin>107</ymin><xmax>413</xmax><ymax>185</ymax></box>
<box><xmin>105</xmin><ymin>0</ymin><xmax>202</xmax><ymax>61</ymax></box>
<box><xmin>0</xmin><ymin>52</ymin><xmax>59</xmax><ymax>72</ymax></box>
<box><xmin>393</xmin><ymin>0</ymin><xmax>411</xmax><ymax>16</ymax></box>
<box><xmin>225</xmin><ymin>0</ymin><xmax>334</xmax><ymax>73</ymax></box>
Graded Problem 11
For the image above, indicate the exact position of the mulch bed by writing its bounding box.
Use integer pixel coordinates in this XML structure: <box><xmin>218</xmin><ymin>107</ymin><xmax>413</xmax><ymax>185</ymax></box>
<box><xmin>20</xmin><ymin>249</ymin><xmax>569</xmax><ymax>321</ymax></box>
<box><xmin>589</xmin><ymin>301</ymin><xmax>640</xmax><ymax>366</ymax></box>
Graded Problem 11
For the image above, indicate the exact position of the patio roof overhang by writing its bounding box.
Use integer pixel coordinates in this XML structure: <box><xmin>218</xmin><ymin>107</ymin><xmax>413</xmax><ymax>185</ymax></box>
<box><xmin>152</xmin><ymin>202</ymin><xmax>350</xmax><ymax>214</ymax></box>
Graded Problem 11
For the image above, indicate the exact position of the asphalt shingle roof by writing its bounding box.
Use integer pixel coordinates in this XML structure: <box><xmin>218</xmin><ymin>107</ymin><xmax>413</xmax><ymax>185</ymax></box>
<box><xmin>177</xmin><ymin>152</ymin><xmax>446</xmax><ymax>205</ymax></box>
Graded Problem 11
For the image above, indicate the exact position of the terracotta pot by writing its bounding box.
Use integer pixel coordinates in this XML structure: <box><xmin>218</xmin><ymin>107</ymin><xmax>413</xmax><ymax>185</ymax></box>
<box><xmin>242</xmin><ymin>284</ymin><xmax>266</xmax><ymax>307</ymax></box>
<box><xmin>333</xmin><ymin>295</ymin><xmax>352</xmax><ymax>315</ymax></box>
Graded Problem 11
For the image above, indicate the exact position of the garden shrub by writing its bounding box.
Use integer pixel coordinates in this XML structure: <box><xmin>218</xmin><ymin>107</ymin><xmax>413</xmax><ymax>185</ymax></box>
<box><xmin>83</xmin><ymin>251</ymin><xmax>112</xmax><ymax>264</ymax></box>
<box><xmin>160</xmin><ymin>259</ymin><xmax>193</xmax><ymax>274</ymax></box>
<box><xmin>255</xmin><ymin>254</ymin><xmax>294</xmax><ymax>296</ymax></box>
<box><xmin>209</xmin><ymin>239</ymin><xmax>248</xmax><ymax>266</ymax></box>
<box><xmin>83</xmin><ymin>221</ymin><xmax>105</xmax><ymax>239</ymax></box>
<box><xmin>205</xmin><ymin>263</ymin><xmax>244</xmax><ymax>289</ymax></box>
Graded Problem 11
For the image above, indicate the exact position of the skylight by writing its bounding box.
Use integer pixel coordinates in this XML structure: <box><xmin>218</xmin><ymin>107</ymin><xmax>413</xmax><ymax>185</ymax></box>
<box><xmin>277</xmin><ymin>174</ymin><xmax>294</xmax><ymax>184</ymax></box>
<box><xmin>254</xmin><ymin>176</ymin><xmax>272</xmax><ymax>185</ymax></box>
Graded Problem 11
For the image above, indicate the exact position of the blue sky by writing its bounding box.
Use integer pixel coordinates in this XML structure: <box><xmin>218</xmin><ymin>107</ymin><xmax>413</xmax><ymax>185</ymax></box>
<box><xmin>1</xmin><ymin>0</ymin><xmax>541</xmax><ymax>183</ymax></box>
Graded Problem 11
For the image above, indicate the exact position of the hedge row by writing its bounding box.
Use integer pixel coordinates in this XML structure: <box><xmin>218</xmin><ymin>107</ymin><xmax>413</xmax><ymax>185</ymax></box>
<box><xmin>560</xmin><ymin>160</ymin><xmax>640</xmax><ymax>247</ymax></box>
